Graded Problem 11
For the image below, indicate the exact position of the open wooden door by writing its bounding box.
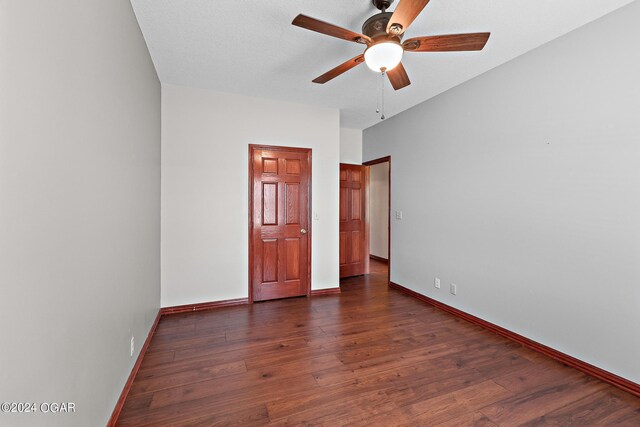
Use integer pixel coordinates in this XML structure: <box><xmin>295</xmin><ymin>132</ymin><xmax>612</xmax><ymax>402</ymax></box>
<box><xmin>339</xmin><ymin>164</ymin><xmax>369</xmax><ymax>278</ymax></box>
<box><xmin>250</xmin><ymin>145</ymin><xmax>311</xmax><ymax>302</ymax></box>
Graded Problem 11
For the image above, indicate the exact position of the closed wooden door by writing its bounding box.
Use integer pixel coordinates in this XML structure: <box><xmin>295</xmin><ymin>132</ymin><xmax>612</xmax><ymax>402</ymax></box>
<box><xmin>340</xmin><ymin>164</ymin><xmax>369</xmax><ymax>278</ymax></box>
<box><xmin>250</xmin><ymin>145</ymin><xmax>311</xmax><ymax>302</ymax></box>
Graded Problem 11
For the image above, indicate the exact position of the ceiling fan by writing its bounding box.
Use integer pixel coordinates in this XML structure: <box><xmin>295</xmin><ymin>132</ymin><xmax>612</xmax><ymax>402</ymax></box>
<box><xmin>292</xmin><ymin>0</ymin><xmax>491</xmax><ymax>90</ymax></box>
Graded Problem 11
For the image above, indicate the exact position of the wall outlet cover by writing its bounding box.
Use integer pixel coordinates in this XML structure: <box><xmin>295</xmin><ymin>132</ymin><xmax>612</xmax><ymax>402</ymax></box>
<box><xmin>434</xmin><ymin>277</ymin><xmax>441</xmax><ymax>289</ymax></box>
<box><xmin>450</xmin><ymin>283</ymin><xmax>457</xmax><ymax>295</ymax></box>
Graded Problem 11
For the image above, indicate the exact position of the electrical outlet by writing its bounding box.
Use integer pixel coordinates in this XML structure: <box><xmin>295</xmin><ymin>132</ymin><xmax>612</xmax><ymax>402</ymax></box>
<box><xmin>130</xmin><ymin>336</ymin><xmax>135</xmax><ymax>357</ymax></box>
<box><xmin>395</xmin><ymin>210</ymin><xmax>403</xmax><ymax>220</ymax></box>
<box><xmin>450</xmin><ymin>283</ymin><xmax>457</xmax><ymax>295</ymax></box>
<box><xmin>434</xmin><ymin>277</ymin><xmax>441</xmax><ymax>289</ymax></box>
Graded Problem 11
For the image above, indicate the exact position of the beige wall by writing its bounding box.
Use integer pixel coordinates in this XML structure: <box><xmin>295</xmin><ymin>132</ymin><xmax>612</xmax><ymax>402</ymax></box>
<box><xmin>340</xmin><ymin>128</ymin><xmax>363</xmax><ymax>164</ymax></box>
<box><xmin>161</xmin><ymin>84</ymin><xmax>341</xmax><ymax>307</ymax></box>
<box><xmin>0</xmin><ymin>1</ymin><xmax>161</xmax><ymax>425</ymax></box>
<box><xmin>369</xmin><ymin>162</ymin><xmax>389</xmax><ymax>259</ymax></box>
<box><xmin>364</xmin><ymin>2</ymin><xmax>640</xmax><ymax>383</ymax></box>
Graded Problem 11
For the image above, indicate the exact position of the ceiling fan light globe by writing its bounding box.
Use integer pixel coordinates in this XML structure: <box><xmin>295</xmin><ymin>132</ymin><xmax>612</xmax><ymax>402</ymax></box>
<box><xmin>364</xmin><ymin>42</ymin><xmax>403</xmax><ymax>72</ymax></box>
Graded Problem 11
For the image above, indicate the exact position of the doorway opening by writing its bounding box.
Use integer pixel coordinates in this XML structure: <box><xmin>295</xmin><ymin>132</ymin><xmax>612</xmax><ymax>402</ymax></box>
<box><xmin>363</xmin><ymin>156</ymin><xmax>391</xmax><ymax>286</ymax></box>
<box><xmin>339</xmin><ymin>156</ymin><xmax>391</xmax><ymax>287</ymax></box>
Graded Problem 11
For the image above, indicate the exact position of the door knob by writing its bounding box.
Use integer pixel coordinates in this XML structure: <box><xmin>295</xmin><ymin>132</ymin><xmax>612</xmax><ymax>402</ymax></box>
<box><xmin>300</xmin><ymin>229</ymin><xmax>307</xmax><ymax>234</ymax></box>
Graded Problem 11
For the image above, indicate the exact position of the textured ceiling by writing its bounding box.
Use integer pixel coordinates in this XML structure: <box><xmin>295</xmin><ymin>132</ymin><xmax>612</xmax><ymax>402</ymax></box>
<box><xmin>131</xmin><ymin>0</ymin><xmax>635</xmax><ymax>129</ymax></box>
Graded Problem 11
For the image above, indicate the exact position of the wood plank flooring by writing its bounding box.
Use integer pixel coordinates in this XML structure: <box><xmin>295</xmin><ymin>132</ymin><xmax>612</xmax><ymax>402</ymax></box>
<box><xmin>117</xmin><ymin>260</ymin><xmax>640</xmax><ymax>426</ymax></box>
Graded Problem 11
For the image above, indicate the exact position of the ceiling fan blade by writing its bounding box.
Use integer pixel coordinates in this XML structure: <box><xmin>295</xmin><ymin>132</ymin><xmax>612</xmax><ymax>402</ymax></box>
<box><xmin>292</xmin><ymin>14</ymin><xmax>371</xmax><ymax>45</ymax></box>
<box><xmin>403</xmin><ymin>33</ymin><xmax>491</xmax><ymax>52</ymax></box>
<box><xmin>386</xmin><ymin>63</ymin><xmax>411</xmax><ymax>90</ymax></box>
<box><xmin>387</xmin><ymin>0</ymin><xmax>430</xmax><ymax>35</ymax></box>
<box><xmin>312</xmin><ymin>54</ymin><xmax>365</xmax><ymax>84</ymax></box>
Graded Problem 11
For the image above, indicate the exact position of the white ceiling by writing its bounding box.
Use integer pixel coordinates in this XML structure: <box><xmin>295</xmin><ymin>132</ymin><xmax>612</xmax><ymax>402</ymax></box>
<box><xmin>131</xmin><ymin>0</ymin><xmax>635</xmax><ymax>130</ymax></box>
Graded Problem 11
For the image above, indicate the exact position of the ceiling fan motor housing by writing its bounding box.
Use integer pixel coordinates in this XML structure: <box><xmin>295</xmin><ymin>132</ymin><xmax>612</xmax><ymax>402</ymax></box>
<box><xmin>362</xmin><ymin>12</ymin><xmax>403</xmax><ymax>42</ymax></box>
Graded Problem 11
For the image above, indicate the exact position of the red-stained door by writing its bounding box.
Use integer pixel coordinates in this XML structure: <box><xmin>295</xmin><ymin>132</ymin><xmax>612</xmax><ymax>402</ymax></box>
<box><xmin>340</xmin><ymin>164</ymin><xmax>369</xmax><ymax>278</ymax></box>
<box><xmin>250</xmin><ymin>146</ymin><xmax>311</xmax><ymax>302</ymax></box>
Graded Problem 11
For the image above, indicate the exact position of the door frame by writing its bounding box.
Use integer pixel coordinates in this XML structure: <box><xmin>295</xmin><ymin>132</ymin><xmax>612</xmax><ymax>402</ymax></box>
<box><xmin>248</xmin><ymin>144</ymin><xmax>312</xmax><ymax>303</ymax></box>
<box><xmin>363</xmin><ymin>156</ymin><xmax>391</xmax><ymax>286</ymax></box>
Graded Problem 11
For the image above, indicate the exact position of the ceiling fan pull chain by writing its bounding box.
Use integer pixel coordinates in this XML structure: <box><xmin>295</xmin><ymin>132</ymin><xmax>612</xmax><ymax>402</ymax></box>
<box><xmin>380</xmin><ymin>70</ymin><xmax>386</xmax><ymax>120</ymax></box>
<box><xmin>376</xmin><ymin>71</ymin><xmax>381</xmax><ymax>114</ymax></box>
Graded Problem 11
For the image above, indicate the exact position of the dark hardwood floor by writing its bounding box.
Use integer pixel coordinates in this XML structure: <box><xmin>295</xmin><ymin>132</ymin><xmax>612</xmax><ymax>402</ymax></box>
<box><xmin>117</xmin><ymin>260</ymin><xmax>640</xmax><ymax>426</ymax></box>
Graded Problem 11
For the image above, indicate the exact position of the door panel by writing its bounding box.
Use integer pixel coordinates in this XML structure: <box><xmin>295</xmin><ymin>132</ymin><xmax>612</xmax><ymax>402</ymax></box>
<box><xmin>339</xmin><ymin>163</ymin><xmax>369</xmax><ymax>278</ymax></box>
<box><xmin>251</xmin><ymin>146</ymin><xmax>311</xmax><ymax>302</ymax></box>
<box><xmin>262</xmin><ymin>239</ymin><xmax>278</xmax><ymax>283</ymax></box>
<box><xmin>285</xmin><ymin>183</ymin><xmax>300</xmax><ymax>224</ymax></box>
<box><xmin>285</xmin><ymin>159</ymin><xmax>301</xmax><ymax>175</ymax></box>
<box><xmin>339</xmin><ymin>187</ymin><xmax>348</xmax><ymax>222</ymax></box>
<box><xmin>262</xmin><ymin>183</ymin><xmax>278</xmax><ymax>225</ymax></box>
<box><xmin>262</xmin><ymin>158</ymin><xmax>278</xmax><ymax>174</ymax></box>
<box><xmin>350</xmin><ymin>230</ymin><xmax>361</xmax><ymax>263</ymax></box>
<box><xmin>350</xmin><ymin>188</ymin><xmax>361</xmax><ymax>220</ymax></box>
<box><xmin>285</xmin><ymin>238</ymin><xmax>300</xmax><ymax>280</ymax></box>
<box><xmin>339</xmin><ymin>232</ymin><xmax>347</xmax><ymax>265</ymax></box>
